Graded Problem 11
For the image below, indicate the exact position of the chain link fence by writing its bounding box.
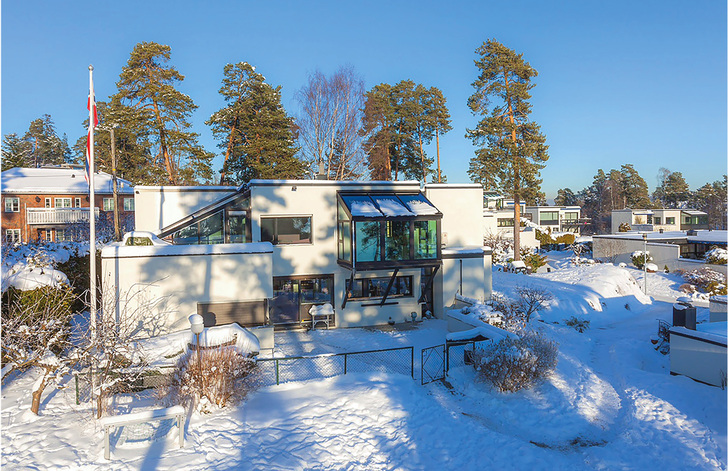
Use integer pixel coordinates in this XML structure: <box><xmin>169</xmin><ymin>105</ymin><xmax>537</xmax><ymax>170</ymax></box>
<box><xmin>255</xmin><ymin>346</ymin><xmax>415</xmax><ymax>387</ymax></box>
<box><xmin>445</xmin><ymin>339</ymin><xmax>491</xmax><ymax>372</ymax></box>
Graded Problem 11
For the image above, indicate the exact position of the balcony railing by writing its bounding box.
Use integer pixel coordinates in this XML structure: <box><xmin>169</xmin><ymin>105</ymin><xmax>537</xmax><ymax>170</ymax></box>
<box><xmin>27</xmin><ymin>207</ymin><xmax>100</xmax><ymax>225</ymax></box>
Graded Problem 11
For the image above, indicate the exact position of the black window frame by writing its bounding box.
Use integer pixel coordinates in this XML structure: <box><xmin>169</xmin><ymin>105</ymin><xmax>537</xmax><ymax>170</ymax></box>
<box><xmin>345</xmin><ymin>276</ymin><xmax>414</xmax><ymax>301</ymax></box>
<box><xmin>260</xmin><ymin>215</ymin><xmax>313</xmax><ymax>245</ymax></box>
<box><xmin>337</xmin><ymin>192</ymin><xmax>442</xmax><ymax>271</ymax></box>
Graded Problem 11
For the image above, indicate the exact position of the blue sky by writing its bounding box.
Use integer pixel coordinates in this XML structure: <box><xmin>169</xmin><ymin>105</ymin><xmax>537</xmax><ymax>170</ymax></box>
<box><xmin>2</xmin><ymin>0</ymin><xmax>726</xmax><ymax>199</ymax></box>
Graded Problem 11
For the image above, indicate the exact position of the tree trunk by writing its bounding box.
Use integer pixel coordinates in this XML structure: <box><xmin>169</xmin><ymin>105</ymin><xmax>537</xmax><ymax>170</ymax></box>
<box><xmin>30</xmin><ymin>371</ymin><xmax>49</xmax><ymax>415</ymax></box>
<box><xmin>436</xmin><ymin>126</ymin><xmax>441</xmax><ymax>183</ymax></box>
<box><xmin>503</xmin><ymin>71</ymin><xmax>521</xmax><ymax>260</ymax></box>
<box><xmin>219</xmin><ymin>122</ymin><xmax>237</xmax><ymax>185</ymax></box>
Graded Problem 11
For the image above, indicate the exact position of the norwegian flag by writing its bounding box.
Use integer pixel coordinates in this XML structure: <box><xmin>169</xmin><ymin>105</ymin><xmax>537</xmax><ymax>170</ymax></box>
<box><xmin>85</xmin><ymin>94</ymin><xmax>98</xmax><ymax>183</ymax></box>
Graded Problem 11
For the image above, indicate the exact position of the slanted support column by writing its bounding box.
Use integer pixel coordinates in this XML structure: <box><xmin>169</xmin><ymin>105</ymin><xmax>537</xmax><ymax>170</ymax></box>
<box><xmin>380</xmin><ymin>268</ymin><xmax>400</xmax><ymax>306</ymax></box>
<box><xmin>342</xmin><ymin>271</ymin><xmax>355</xmax><ymax>310</ymax></box>
<box><xmin>418</xmin><ymin>264</ymin><xmax>440</xmax><ymax>304</ymax></box>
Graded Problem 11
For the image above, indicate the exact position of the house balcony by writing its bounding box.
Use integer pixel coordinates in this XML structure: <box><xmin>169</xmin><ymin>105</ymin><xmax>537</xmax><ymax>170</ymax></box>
<box><xmin>26</xmin><ymin>207</ymin><xmax>100</xmax><ymax>225</ymax></box>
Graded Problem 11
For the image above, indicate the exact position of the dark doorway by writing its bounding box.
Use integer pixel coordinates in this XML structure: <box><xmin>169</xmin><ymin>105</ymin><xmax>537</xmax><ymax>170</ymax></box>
<box><xmin>270</xmin><ymin>275</ymin><xmax>334</xmax><ymax>325</ymax></box>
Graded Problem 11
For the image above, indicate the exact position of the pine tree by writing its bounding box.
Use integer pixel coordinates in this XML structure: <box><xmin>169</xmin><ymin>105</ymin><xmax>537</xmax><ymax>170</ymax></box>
<box><xmin>691</xmin><ymin>176</ymin><xmax>727</xmax><ymax>229</ymax></box>
<box><xmin>207</xmin><ymin>62</ymin><xmax>304</xmax><ymax>185</ymax></box>
<box><xmin>73</xmin><ymin>100</ymin><xmax>158</xmax><ymax>185</ymax></box>
<box><xmin>111</xmin><ymin>42</ymin><xmax>213</xmax><ymax>185</ymax></box>
<box><xmin>619</xmin><ymin>164</ymin><xmax>650</xmax><ymax>209</ymax></box>
<box><xmin>20</xmin><ymin>115</ymin><xmax>71</xmax><ymax>167</ymax></box>
<box><xmin>466</xmin><ymin>39</ymin><xmax>549</xmax><ymax>260</ymax></box>
<box><xmin>362</xmin><ymin>81</ymin><xmax>451</xmax><ymax>182</ymax></box>
<box><xmin>653</xmin><ymin>170</ymin><xmax>690</xmax><ymax>208</ymax></box>
<box><xmin>554</xmin><ymin>188</ymin><xmax>578</xmax><ymax>206</ymax></box>
<box><xmin>1</xmin><ymin>133</ymin><xmax>32</xmax><ymax>169</ymax></box>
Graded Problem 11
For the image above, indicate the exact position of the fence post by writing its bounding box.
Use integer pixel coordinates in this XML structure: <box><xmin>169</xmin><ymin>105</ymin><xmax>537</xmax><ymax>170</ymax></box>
<box><xmin>75</xmin><ymin>373</ymin><xmax>80</xmax><ymax>405</ymax></box>
<box><xmin>344</xmin><ymin>354</ymin><xmax>348</xmax><ymax>375</ymax></box>
<box><xmin>411</xmin><ymin>347</ymin><xmax>414</xmax><ymax>379</ymax></box>
<box><xmin>445</xmin><ymin>344</ymin><xmax>450</xmax><ymax>373</ymax></box>
<box><xmin>275</xmin><ymin>359</ymin><xmax>280</xmax><ymax>385</ymax></box>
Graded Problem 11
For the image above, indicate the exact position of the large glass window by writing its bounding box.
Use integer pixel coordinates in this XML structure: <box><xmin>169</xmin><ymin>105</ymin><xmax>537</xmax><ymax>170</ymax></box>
<box><xmin>666</xmin><ymin>217</ymin><xmax>675</xmax><ymax>225</ymax></box>
<box><xmin>497</xmin><ymin>218</ymin><xmax>514</xmax><ymax>227</ymax></box>
<box><xmin>346</xmin><ymin>276</ymin><xmax>413</xmax><ymax>300</ymax></box>
<box><xmin>198</xmin><ymin>211</ymin><xmax>224</xmax><ymax>244</ymax></box>
<box><xmin>414</xmin><ymin>220</ymin><xmax>437</xmax><ymax>259</ymax></box>
<box><xmin>355</xmin><ymin>221</ymin><xmax>382</xmax><ymax>262</ymax></box>
<box><xmin>227</xmin><ymin>214</ymin><xmax>247</xmax><ymax>243</ymax></box>
<box><xmin>540</xmin><ymin>211</ymin><xmax>559</xmax><ymax>225</ymax></box>
<box><xmin>172</xmin><ymin>223</ymin><xmax>199</xmax><ymax>245</ymax></box>
<box><xmin>562</xmin><ymin>212</ymin><xmax>578</xmax><ymax>222</ymax></box>
<box><xmin>385</xmin><ymin>221</ymin><xmax>410</xmax><ymax>260</ymax></box>
<box><xmin>261</xmin><ymin>216</ymin><xmax>312</xmax><ymax>245</ymax></box>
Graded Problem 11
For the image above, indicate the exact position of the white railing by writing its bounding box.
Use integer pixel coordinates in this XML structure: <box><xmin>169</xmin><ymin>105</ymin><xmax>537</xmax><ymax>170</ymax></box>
<box><xmin>26</xmin><ymin>207</ymin><xmax>100</xmax><ymax>225</ymax></box>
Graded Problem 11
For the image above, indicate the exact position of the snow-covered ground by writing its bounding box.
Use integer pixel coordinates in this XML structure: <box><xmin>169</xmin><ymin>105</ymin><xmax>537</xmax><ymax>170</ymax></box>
<box><xmin>2</xmin><ymin>252</ymin><xmax>726</xmax><ymax>469</ymax></box>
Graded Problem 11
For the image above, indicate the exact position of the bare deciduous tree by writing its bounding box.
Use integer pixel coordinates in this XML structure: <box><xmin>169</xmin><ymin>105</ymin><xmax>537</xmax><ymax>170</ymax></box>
<box><xmin>515</xmin><ymin>285</ymin><xmax>553</xmax><ymax>322</ymax></box>
<box><xmin>296</xmin><ymin>66</ymin><xmax>367</xmax><ymax>180</ymax></box>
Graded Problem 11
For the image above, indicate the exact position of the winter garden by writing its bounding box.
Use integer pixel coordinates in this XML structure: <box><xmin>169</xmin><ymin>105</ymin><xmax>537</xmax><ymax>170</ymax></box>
<box><xmin>1</xmin><ymin>239</ymin><xmax>726</xmax><ymax>470</ymax></box>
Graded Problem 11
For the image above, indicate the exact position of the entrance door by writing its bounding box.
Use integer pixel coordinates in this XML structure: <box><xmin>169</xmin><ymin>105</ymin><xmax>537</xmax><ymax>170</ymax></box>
<box><xmin>270</xmin><ymin>276</ymin><xmax>335</xmax><ymax>326</ymax></box>
<box><xmin>270</xmin><ymin>278</ymin><xmax>300</xmax><ymax>325</ymax></box>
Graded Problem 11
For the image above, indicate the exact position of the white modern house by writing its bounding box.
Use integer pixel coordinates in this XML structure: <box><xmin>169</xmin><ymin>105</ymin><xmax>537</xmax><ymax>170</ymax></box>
<box><xmin>102</xmin><ymin>180</ymin><xmax>491</xmax><ymax>335</ymax></box>
<box><xmin>524</xmin><ymin>205</ymin><xmax>583</xmax><ymax>234</ymax></box>
<box><xmin>611</xmin><ymin>208</ymin><xmax>709</xmax><ymax>234</ymax></box>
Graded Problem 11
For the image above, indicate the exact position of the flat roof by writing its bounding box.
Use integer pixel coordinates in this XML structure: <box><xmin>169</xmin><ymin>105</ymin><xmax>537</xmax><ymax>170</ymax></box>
<box><xmin>594</xmin><ymin>230</ymin><xmax>727</xmax><ymax>244</ymax></box>
<box><xmin>1</xmin><ymin>167</ymin><xmax>134</xmax><ymax>194</ymax></box>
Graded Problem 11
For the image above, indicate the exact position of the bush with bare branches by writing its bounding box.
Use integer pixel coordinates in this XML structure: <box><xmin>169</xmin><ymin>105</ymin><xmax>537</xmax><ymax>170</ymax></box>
<box><xmin>515</xmin><ymin>286</ymin><xmax>553</xmax><ymax>322</ymax></box>
<box><xmin>471</xmin><ymin>331</ymin><xmax>558</xmax><ymax>393</ymax></box>
<box><xmin>162</xmin><ymin>346</ymin><xmax>257</xmax><ymax>412</ymax></box>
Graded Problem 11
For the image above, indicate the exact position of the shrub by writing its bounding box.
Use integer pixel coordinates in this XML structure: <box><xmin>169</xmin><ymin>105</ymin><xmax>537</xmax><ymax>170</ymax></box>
<box><xmin>682</xmin><ymin>268</ymin><xmax>727</xmax><ymax>296</ymax></box>
<box><xmin>631</xmin><ymin>251</ymin><xmax>653</xmax><ymax>269</ymax></box>
<box><xmin>705</xmin><ymin>247</ymin><xmax>728</xmax><ymax>265</ymax></box>
<box><xmin>1</xmin><ymin>285</ymin><xmax>75</xmax><ymax>325</ymax></box>
<box><xmin>618</xmin><ymin>222</ymin><xmax>631</xmax><ymax>232</ymax></box>
<box><xmin>471</xmin><ymin>332</ymin><xmax>558</xmax><ymax>393</ymax></box>
<box><xmin>564</xmin><ymin>316</ymin><xmax>590</xmax><ymax>333</ymax></box>
<box><xmin>535</xmin><ymin>228</ymin><xmax>554</xmax><ymax>246</ymax></box>
<box><xmin>163</xmin><ymin>346</ymin><xmax>257</xmax><ymax>411</ymax></box>
<box><xmin>515</xmin><ymin>286</ymin><xmax>553</xmax><ymax>322</ymax></box>
<box><xmin>555</xmin><ymin>233</ymin><xmax>576</xmax><ymax>245</ymax></box>
<box><xmin>520</xmin><ymin>248</ymin><xmax>548</xmax><ymax>271</ymax></box>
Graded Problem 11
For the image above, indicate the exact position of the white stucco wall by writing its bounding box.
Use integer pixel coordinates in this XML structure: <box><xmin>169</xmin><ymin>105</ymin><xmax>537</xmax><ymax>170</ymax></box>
<box><xmin>101</xmin><ymin>243</ymin><xmax>273</xmax><ymax>335</ymax></box>
<box><xmin>134</xmin><ymin>186</ymin><xmax>237</xmax><ymax>233</ymax></box>
<box><xmin>425</xmin><ymin>184</ymin><xmax>483</xmax><ymax>248</ymax></box>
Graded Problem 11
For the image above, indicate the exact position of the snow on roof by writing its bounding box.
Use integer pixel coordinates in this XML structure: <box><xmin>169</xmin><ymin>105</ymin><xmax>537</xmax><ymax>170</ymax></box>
<box><xmin>397</xmin><ymin>193</ymin><xmax>439</xmax><ymax>215</ymax></box>
<box><xmin>1</xmin><ymin>167</ymin><xmax>134</xmax><ymax>194</ymax></box>
<box><xmin>687</xmin><ymin>231</ymin><xmax>728</xmax><ymax>244</ymax></box>
<box><xmin>341</xmin><ymin>195</ymin><xmax>381</xmax><ymax>217</ymax></box>
<box><xmin>442</xmin><ymin>247</ymin><xmax>487</xmax><ymax>256</ymax></box>
<box><xmin>101</xmin><ymin>241</ymin><xmax>274</xmax><ymax>259</ymax></box>
<box><xmin>670</xmin><ymin>324</ymin><xmax>727</xmax><ymax>345</ymax></box>
<box><xmin>370</xmin><ymin>195</ymin><xmax>415</xmax><ymax>217</ymax></box>
<box><xmin>682</xmin><ymin>210</ymin><xmax>708</xmax><ymax>216</ymax></box>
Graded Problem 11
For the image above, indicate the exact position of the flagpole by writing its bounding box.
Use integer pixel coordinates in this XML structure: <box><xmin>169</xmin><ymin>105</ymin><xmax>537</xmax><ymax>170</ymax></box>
<box><xmin>89</xmin><ymin>65</ymin><xmax>97</xmax><ymax>341</ymax></box>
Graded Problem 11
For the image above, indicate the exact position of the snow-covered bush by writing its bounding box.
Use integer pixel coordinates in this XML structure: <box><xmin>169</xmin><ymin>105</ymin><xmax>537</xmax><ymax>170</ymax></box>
<box><xmin>618</xmin><ymin>222</ymin><xmax>631</xmax><ymax>232</ymax></box>
<box><xmin>705</xmin><ymin>247</ymin><xmax>728</xmax><ymax>265</ymax></box>
<box><xmin>163</xmin><ymin>346</ymin><xmax>257</xmax><ymax>412</ymax></box>
<box><xmin>631</xmin><ymin>251</ymin><xmax>653</xmax><ymax>269</ymax></box>
<box><xmin>1</xmin><ymin>284</ymin><xmax>77</xmax><ymax>415</ymax></box>
<box><xmin>484</xmin><ymin>232</ymin><xmax>514</xmax><ymax>264</ymax></box>
<box><xmin>471</xmin><ymin>332</ymin><xmax>558</xmax><ymax>393</ymax></box>
<box><xmin>535</xmin><ymin>228</ymin><xmax>554</xmax><ymax>246</ymax></box>
<box><xmin>564</xmin><ymin>316</ymin><xmax>590</xmax><ymax>333</ymax></box>
<box><xmin>680</xmin><ymin>268</ymin><xmax>727</xmax><ymax>296</ymax></box>
<box><xmin>483</xmin><ymin>287</ymin><xmax>552</xmax><ymax>331</ymax></box>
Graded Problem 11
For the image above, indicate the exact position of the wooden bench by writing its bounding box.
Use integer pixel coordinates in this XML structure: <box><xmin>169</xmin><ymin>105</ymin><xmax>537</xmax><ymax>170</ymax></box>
<box><xmin>99</xmin><ymin>405</ymin><xmax>185</xmax><ymax>460</ymax></box>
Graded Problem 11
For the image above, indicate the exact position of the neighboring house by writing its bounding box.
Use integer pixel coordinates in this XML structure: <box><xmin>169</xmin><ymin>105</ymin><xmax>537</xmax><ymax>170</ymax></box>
<box><xmin>102</xmin><ymin>180</ymin><xmax>492</xmax><ymax>334</ymax></box>
<box><xmin>524</xmin><ymin>205</ymin><xmax>584</xmax><ymax>234</ymax></box>
<box><xmin>611</xmin><ymin>208</ymin><xmax>709</xmax><ymax>234</ymax></box>
<box><xmin>1</xmin><ymin>166</ymin><xmax>135</xmax><ymax>244</ymax></box>
<box><xmin>592</xmin><ymin>230</ymin><xmax>728</xmax><ymax>273</ymax></box>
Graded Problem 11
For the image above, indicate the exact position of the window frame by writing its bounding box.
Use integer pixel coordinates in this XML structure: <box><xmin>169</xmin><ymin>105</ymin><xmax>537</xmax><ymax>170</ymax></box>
<box><xmin>123</xmin><ymin>198</ymin><xmax>135</xmax><ymax>211</ymax></box>
<box><xmin>75</xmin><ymin>197</ymin><xmax>82</xmax><ymax>208</ymax></box>
<box><xmin>55</xmin><ymin>197</ymin><xmax>72</xmax><ymax>208</ymax></box>
<box><xmin>260</xmin><ymin>215</ymin><xmax>313</xmax><ymax>245</ymax></box>
<box><xmin>666</xmin><ymin>217</ymin><xmax>675</xmax><ymax>225</ymax></box>
<box><xmin>5</xmin><ymin>229</ymin><xmax>20</xmax><ymax>244</ymax></box>
<box><xmin>102</xmin><ymin>198</ymin><xmax>114</xmax><ymax>211</ymax></box>
<box><xmin>346</xmin><ymin>275</ymin><xmax>414</xmax><ymax>301</ymax></box>
<box><xmin>45</xmin><ymin>198</ymin><xmax>52</xmax><ymax>208</ymax></box>
<box><xmin>5</xmin><ymin>197</ymin><xmax>19</xmax><ymax>212</ymax></box>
